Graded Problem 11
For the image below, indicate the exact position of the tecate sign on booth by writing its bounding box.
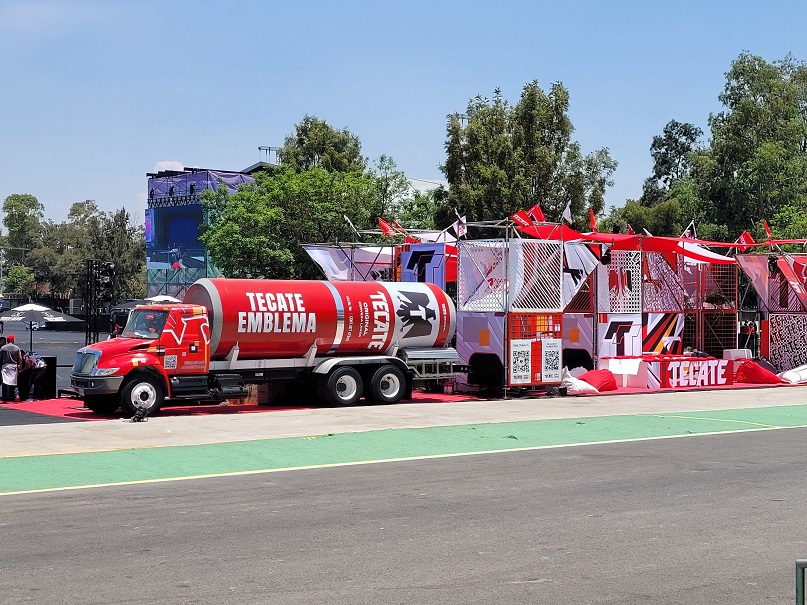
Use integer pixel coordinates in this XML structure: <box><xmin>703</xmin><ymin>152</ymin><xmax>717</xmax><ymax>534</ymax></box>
<box><xmin>662</xmin><ymin>358</ymin><xmax>732</xmax><ymax>389</ymax></box>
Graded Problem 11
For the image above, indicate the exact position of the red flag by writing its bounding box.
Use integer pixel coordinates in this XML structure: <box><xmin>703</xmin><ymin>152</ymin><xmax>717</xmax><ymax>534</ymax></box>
<box><xmin>737</xmin><ymin>230</ymin><xmax>755</xmax><ymax>251</ymax></box>
<box><xmin>589</xmin><ymin>209</ymin><xmax>598</xmax><ymax>232</ymax></box>
<box><xmin>764</xmin><ymin>220</ymin><xmax>772</xmax><ymax>240</ymax></box>
<box><xmin>510</xmin><ymin>210</ymin><xmax>533</xmax><ymax>228</ymax></box>
<box><xmin>527</xmin><ymin>203</ymin><xmax>545</xmax><ymax>223</ymax></box>
<box><xmin>393</xmin><ymin>219</ymin><xmax>405</xmax><ymax>233</ymax></box>
<box><xmin>378</xmin><ymin>217</ymin><xmax>395</xmax><ymax>236</ymax></box>
<box><xmin>627</xmin><ymin>224</ymin><xmax>634</xmax><ymax>235</ymax></box>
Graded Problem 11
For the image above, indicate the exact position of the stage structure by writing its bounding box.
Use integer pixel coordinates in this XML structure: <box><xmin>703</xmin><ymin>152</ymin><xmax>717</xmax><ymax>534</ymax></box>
<box><xmin>145</xmin><ymin>167</ymin><xmax>255</xmax><ymax>300</ymax></box>
<box><xmin>736</xmin><ymin>253</ymin><xmax>807</xmax><ymax>372</ymax></box>
<box><xmin>304</xmin><ymin>220</ymin><xmax>744</xmax><ymax>392</ymax></box>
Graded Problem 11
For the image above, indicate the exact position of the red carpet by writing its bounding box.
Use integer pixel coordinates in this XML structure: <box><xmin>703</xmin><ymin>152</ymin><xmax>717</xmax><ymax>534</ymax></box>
<box><xmin>0</xmin><ymin>391</ymin><xmax>485</xmax><ymax>421</ymax></box>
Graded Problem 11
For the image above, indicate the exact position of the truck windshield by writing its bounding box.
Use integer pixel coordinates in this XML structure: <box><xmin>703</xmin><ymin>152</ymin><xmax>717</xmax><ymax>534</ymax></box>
<box><xmin>122</xmin><ymin>309</ymin><xmax>168</xmax><ymax>340</ymax></box>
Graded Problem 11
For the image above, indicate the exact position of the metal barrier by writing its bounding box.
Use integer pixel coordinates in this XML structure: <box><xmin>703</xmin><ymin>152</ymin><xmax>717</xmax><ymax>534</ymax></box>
<box><xmin>797</xmin><ymin>560</ymin><xmax>807</xmax><ymax>604</ymax></box>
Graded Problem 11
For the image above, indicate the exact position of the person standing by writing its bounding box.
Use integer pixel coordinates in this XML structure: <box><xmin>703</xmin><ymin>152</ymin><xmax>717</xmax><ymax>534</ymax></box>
<box><xmin>21</xmin><ymin>351</ymin><xmax>46</xmax><ymax>401</ymax></box>
<box><xmin>0</xmin><ymin>334</ymin><xmax>22</xmax><ymax>402</ymax></box>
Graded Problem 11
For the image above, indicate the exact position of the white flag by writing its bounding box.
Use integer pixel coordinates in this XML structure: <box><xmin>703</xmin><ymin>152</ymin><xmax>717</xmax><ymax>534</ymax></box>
<box><xmin>451</xmin><ymin>215</ymin><xmax>467</xmax><ymax>238</ymax></box>
<box><xmin>562</xmin><ymin>202</ymin><xmax>572</xmax><ymax>223</ymax></box>
<box><xmin>343</xmin><ymin>214</ymin><xmax>358</xmax><ymax>236</ymax></box>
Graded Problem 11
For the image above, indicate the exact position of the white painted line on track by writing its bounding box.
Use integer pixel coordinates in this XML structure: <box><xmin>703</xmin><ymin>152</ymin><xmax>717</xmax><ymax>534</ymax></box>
<box><xmin>3</xmin><ymin>423</ymin><xmax>806</xmax><ymax>497</ymax></box>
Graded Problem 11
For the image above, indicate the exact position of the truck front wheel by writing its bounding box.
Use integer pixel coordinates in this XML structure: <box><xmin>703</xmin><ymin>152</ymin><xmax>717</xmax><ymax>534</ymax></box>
<box><xmin>365</xmin><ymin>365</ymin><xmax>406</xmax><ymax>405</ymax></box>
<box><xmin>120</xmin><ymin>374</ymin><xmax>165</xmax><ymax>416</ymax></box>
<box><xmin>319</xmin><ymin>367</ymin><xmax>363</xmax><ymax>407</ymax></box>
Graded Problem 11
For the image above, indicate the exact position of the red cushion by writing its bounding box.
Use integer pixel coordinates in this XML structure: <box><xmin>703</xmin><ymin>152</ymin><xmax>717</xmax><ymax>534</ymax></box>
<box><xmin>578</xmin><ymin>369</ymin><xmax>618</xmax><ymax>392</ymax></box>
<box><xmin>734</xmin><ymin>360</ymin><xmax>782</xmax><ymax>384</ymax></box>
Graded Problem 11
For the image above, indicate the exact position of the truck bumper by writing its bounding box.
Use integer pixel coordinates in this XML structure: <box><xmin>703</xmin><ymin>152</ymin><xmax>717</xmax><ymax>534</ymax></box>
<box><xmin>70</xmin><ymin>374</ymin><xmax>124</xmax><ymax>397</ymax></box>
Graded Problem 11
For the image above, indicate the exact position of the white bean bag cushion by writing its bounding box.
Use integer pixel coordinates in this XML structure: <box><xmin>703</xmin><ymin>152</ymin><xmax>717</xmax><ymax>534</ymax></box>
<box><xmin>561</xmin><ymin>367</ymin><xmax>600</xmax><ymax>394</ymax></box>
<box><xmin>569</xmin><ymin>365</ymin><xmax>588</xmax><ymax>378</ymax></box>
<box><xmin>778</xmin><ymin>364</ymin><xmax>807</xmax><ymax>384</ymax></box>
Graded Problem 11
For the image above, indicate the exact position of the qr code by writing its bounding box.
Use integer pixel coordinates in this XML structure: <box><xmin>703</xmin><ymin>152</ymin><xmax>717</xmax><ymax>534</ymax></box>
<box><xmin>512</xmin><ymin>348</ymin><xmax>530</xmax><ymax>376</ymax></box>
<box><xmin>543</xmin><ymin>348</ymin><xmax>560</xmax><ymax>372</ymax></box>
<box><xmin>164</xmin><ymin>355</ymin><xmax>178</xmax><ymax>370</ymax></box>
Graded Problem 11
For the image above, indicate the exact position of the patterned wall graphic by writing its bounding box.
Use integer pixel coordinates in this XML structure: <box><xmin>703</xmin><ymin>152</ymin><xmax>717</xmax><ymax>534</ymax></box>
<box><xmin>768</xmin><ymin>313</ymin><xmax>807</xmax><ymax>372</ymax></box>
<box><xmin>643</xmin><ymin>313</ymin><xmax>684</xmax><ymax>354</ymax></box>
<box><xmin>598</xmin><ymin>313</ymin><xmax>642</xmax><ymax>358</ymax></box>
<box><xmin>642</xmin><ymin>253</ymin><xmax>684</xmax><ymax>312</ymax></box>
<box><xmin>562</xmin><ymin>243</ymin><xmax>599</xmax><ymax>308</ymax></box>
<box><xmin>597</xmin><ymin>251</ymin><xmax>642</xmax><ymax>313</ymax></box>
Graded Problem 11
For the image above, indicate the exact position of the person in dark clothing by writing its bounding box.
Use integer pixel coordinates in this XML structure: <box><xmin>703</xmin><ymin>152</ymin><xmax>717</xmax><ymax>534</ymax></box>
<box><xmin>0</xmin><ymin>334</ymin><xmax>22</xmax><ymax>402</ymax></box>
<box><xmin>19</xmin><ymin>351</ymin><xmax>46</xmax><ymax>401</ymax></box>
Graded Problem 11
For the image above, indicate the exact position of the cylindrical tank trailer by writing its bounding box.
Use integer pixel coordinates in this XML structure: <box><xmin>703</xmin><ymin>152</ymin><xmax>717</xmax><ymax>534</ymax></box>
<box><xmin>184</xmin><ymin>278</ymin><xmax>457</xmax><ymax>361</ymax></box>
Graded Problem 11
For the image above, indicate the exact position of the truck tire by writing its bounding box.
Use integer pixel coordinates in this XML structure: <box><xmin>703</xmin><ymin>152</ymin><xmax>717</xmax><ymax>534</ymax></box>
<box><xmin>120</xmin><ymin>374</ymin><xmax>165</xmax><ymax>416</ymax></box>
<box><xmin>365</xmin><ymin>364</ymin><xmax>406</xmax><ymax>405</ymax></box>
<box><xmin>319</xmin><ymin>367</ymin><xmax>363</xmax><ymax>407</ymax></box>
<box><xmin>83</xmin><ymin>395</ymin><xmax>120</xmax><ymax>415</ymax></box>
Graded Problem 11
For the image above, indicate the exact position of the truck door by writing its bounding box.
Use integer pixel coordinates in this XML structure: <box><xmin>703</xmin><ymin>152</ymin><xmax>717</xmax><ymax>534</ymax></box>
<box><xmin>158</xmin><ymin>306</ymin><xmax>210</xmax><ymax>375</ymax></box>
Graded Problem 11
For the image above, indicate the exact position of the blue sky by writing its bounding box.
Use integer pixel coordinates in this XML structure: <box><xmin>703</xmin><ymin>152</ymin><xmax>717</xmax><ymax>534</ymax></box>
<box><xmin>1</xmin><ymin>0</ymin><xmax>805</xmax><ymax>226</ymax></box>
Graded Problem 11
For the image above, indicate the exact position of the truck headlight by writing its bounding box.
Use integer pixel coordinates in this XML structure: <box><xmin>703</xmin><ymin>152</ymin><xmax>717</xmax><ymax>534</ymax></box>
<box><xmin>92</xmin><ymin>368</ymin><xmax>119</xmax><ymax>377</ymax></box>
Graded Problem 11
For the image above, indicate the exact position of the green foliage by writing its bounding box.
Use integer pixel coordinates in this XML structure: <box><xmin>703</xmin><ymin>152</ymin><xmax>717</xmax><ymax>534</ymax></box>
<box><xmin>280</xmin><ymin>115</ymin><xmax>367</xmax><ymax>173</ymax></box>
<box><xmin>3</xmin><ymin>194</ymin><xmax>44</xmax><ymax>264</ymax></box>
<box><xmin>0</xmin><ymin>197</ymin><xmax>145</xmax><ymax>301</ymax></box>
<box><xmin>200</xmin><ymin>182</ymin><xmax>295</xmax><ymax>279</ymax></box>
<box><xmin>608</xmin><ymin>52</ymin><xmax>807</xmax><ymax>242</ymax></box>
<box><xmin>648</xmin><ymin>120</ymin><xmax>703</xmax><ymax>190</ymax></box>
<box><xmin>372</xmin><ymin>155</ymin><xmax>411</xmax><ymax>219</ymax></box>
<box><xmin>201</xmin><ymin>167</ymin><xmax>383</xmax><ymax>279</ymax></box>
<box><xmin>395</xmin><ymin>188</ymin><xmax>442</xmax><ymax>230</ymax></box>
<box><xmin>4</xmin><ymin>265</ymin><xmax>35</xmax><ymax>295</ymax></box>
<box><xmin>442</xmin><ymin>82</ymin><xmax>616</xmax><ymax>228</ymax></box>
<box><xmin>693</xmin><ymin>52</ymin><xmax>807</xmax><ymax>235</ymax></box>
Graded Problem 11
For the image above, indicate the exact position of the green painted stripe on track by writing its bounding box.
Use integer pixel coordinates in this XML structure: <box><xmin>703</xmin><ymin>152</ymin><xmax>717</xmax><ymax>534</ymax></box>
<box><xmin>3</xmin><ymin>404</ymin><xmax>807</xmax><ymax>494</ymax></box>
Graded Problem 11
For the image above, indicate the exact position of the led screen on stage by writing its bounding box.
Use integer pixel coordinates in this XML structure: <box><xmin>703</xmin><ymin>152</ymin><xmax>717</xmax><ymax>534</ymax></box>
<box><xmin>146</xmin><ymin>204</ymin><xmax>206</xmax><ymax>270</ymax></box>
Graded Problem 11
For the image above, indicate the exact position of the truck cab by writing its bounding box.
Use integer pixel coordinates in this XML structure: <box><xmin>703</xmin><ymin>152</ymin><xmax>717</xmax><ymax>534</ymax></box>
<box><xmin>71</xmin><ymin>305</ymin><xmax>222</xmax><ymax>415</ymax></box>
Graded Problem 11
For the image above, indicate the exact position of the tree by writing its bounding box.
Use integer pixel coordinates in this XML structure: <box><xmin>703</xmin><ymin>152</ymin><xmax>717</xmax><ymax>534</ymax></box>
<box><xmin>442</xmin><ymin>82</ymin><xmax>616</xmax><ymax>228</ymax></box>
<box><xmin>19</xmin><ymin>201</ymin><xmax>145</xmax><ymax>301</ymax></box>
<box><xmin>3</xmin><ymin>265</ymin><xmax>35</xmax><ymax>296</ymax></box>
<box><xmin>3</xmin><ymin>194</ymin><xmax>44</xmax><ymax>264</ymax></box>
<box><xmin>280</xmin><ymin>115</ymin><xmax>367</xmax><ymax>173</ymax></box>
<box><xmin>692</xmin><ymin>52</ymin><xmax>807</xmax><ymax>235</ymax></box>
<box><xmin>201</xmin><ymin>167</ymin><xmax>383</xmax><ymax>279</ymax></box>
<box><xmin>648</xmin><ymin>120</ymin><xmax>703</xmax><ymax>189</ymax></box>
<box><xmin>639</xmin><ymin>120</ymin><xmax>703</xmax><ymax>209</ymax></box>
<box><xmin>87</xmin><ymin>208</ymin><xmax>146</xmax><ymax>301</ymax></box>
<box><xmin>394</xmin><ymin>188</ymin><xmax>445</xmax><ymax>231</ymax></box>
<box><xmin>372</xmin><ymin>155</ymin><xmax>411</xmax><ymax>219</ymax></box>
<box><xmin>200</xmin><ymin>181</ymin><xmax>294</xmax><ymax>279</ymax></box>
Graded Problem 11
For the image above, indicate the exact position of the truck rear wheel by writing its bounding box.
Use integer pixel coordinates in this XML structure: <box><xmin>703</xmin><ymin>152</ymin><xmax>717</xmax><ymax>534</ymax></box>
<box><xmin>83</xmin><ymin>395</ymin><xmax>120</xmax><ymax>415</ymax></box>
<box><xmin>120</xmin><ymin>374</ymin><xmax>165</xmax><ymax>416</ymax></box>
<box><xmin>365</xmin><ymin>364</ymin><xmax>406</xmax><ymax>405</ymax></box>
<box><xmin>319</xmin><ymin>367</ymin><xmax>363</xmax><ymax>407</ymax></box>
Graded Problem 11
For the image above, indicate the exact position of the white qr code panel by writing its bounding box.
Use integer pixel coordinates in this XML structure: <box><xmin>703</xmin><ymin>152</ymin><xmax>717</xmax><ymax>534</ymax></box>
<box><xmin>541</xmin><ymin>338</ymin><xmax>562</xmax><ymax>382</ymax></box>
<box><xmin>164</xmin><ymin>355</ymin><xmax>178</xmax><ymax>370</ymax></box>
<box><xmin>509</xmin><ymin>339</ymin><xmax>532</xmax><ymax>385</ymax></box>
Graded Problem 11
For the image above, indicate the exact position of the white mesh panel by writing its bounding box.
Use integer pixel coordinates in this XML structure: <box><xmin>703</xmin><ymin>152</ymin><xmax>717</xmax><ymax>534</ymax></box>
<box><xmin>457</xmin><ymin>240</ymin><xmax>508</xmax><ymax>312</ymax></box>
<box><xmin>508</xmin><ymin>239</ymin><xmax>563</xmax><ymax>312</ymax></box>
<box><xmin>597</xmin><ymin>250</ymin><xmax>642</xmax><ymax>313</ymax></box>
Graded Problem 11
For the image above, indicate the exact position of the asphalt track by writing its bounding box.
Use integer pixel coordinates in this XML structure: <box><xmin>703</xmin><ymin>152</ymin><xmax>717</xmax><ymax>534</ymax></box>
<box><xmin>3</xmin><ymin>392</ymin><xmax>807</xmax><ymax>495</ymax></box>
<box><xmin>3</xmin><ymin>386</ymin><xmax>807</xmax><ymax>604</ymax></box>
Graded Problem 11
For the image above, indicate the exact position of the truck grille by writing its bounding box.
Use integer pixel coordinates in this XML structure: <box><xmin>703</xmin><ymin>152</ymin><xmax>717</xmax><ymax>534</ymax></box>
<box><xmin>73</xmin><ymin>351</ymin><xmax>98</xmax><ymax>375</ymax></box>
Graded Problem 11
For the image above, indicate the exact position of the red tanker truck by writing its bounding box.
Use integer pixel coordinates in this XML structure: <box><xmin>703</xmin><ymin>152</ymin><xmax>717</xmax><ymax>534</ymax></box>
<box><xmin>71</xmin><ymin>278</ymin><xmax>458</xmax><ymax>416</ymax></box>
